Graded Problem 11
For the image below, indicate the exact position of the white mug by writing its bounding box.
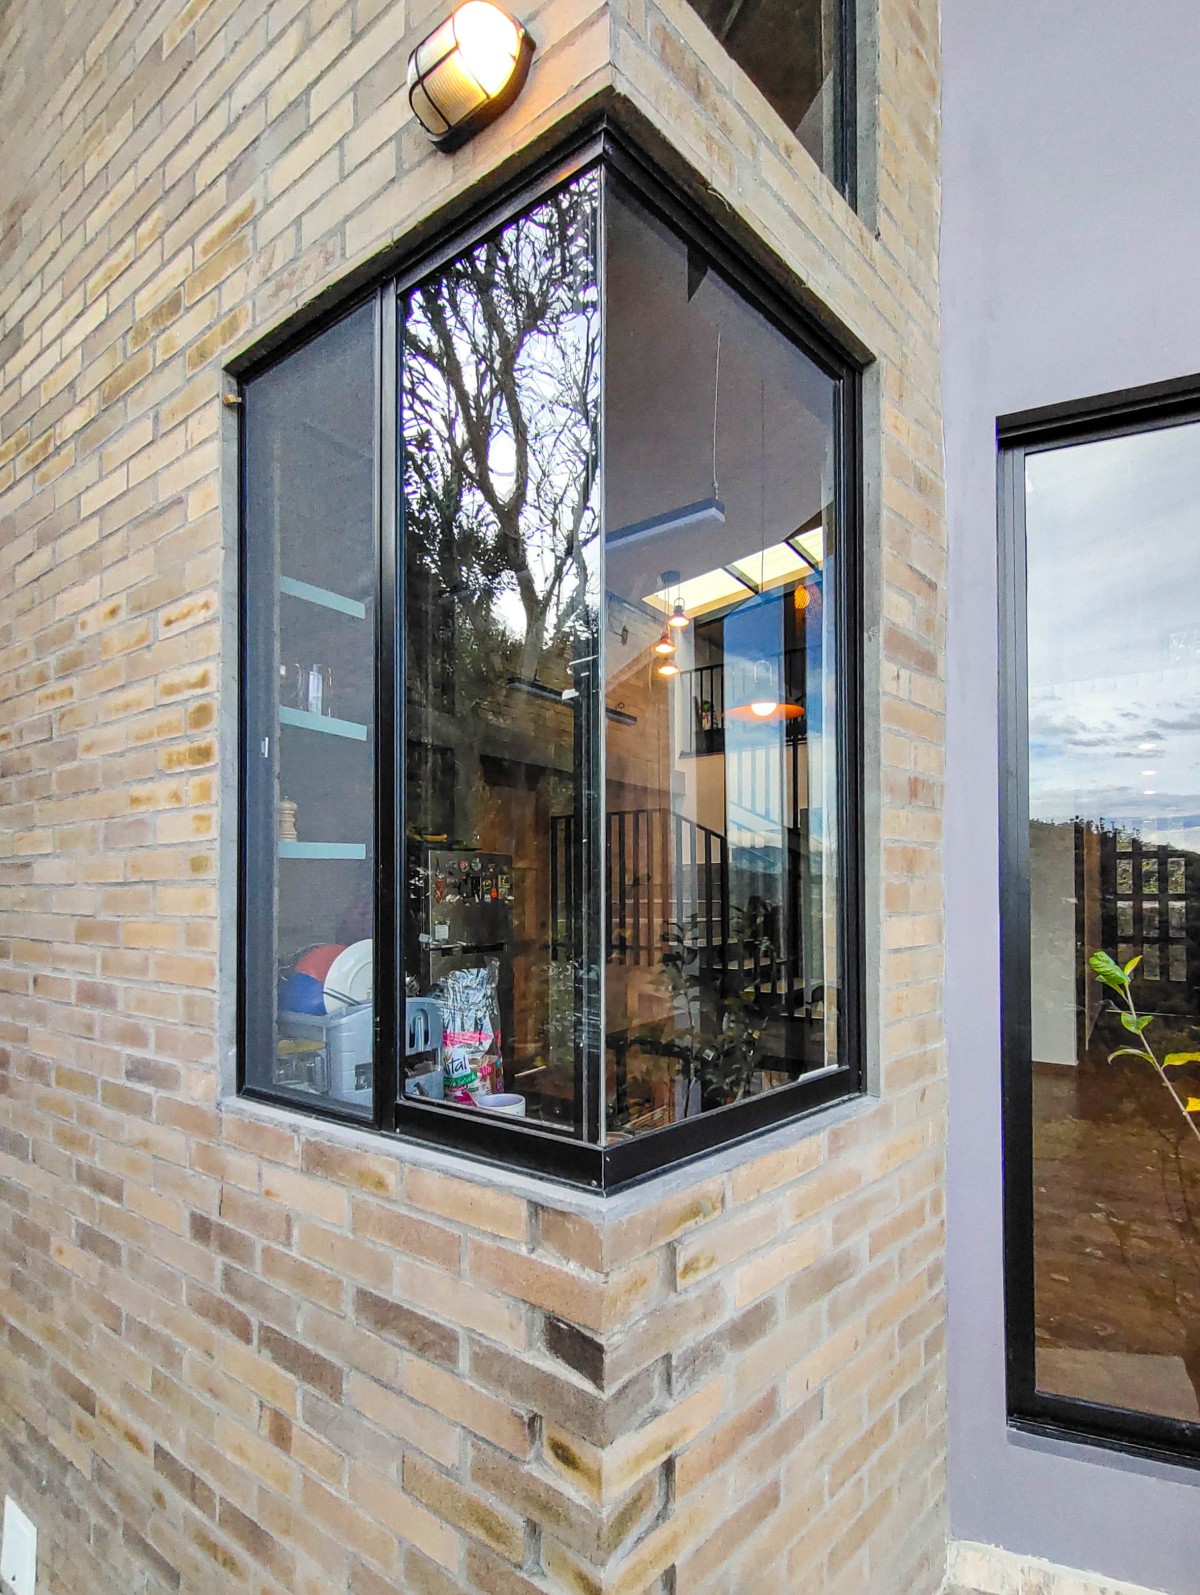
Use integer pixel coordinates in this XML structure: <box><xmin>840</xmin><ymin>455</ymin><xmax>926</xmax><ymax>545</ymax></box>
<box><xmin>474</xmin><ymin>1093</ymin><xmax>526</xmax><ymax>1117</ymax></box>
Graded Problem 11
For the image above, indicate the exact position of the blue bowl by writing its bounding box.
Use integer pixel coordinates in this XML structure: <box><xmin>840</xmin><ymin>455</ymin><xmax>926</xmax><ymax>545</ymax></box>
<box><xmin>279</xmin><ymin>972</ymin><xmax>327</xmax><ymax>1016</ymax></box>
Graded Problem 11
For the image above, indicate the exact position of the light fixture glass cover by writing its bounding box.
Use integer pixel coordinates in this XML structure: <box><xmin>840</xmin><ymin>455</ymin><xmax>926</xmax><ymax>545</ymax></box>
<box><xmin>407</xmin><ymin>1</ymin><xmax>534</xmax><ymax>150</ymax></box>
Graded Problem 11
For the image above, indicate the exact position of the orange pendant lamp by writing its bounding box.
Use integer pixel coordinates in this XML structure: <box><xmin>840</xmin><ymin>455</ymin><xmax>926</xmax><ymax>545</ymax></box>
<box><xmin>725</xmin><ymin>657</ymin><xmax>803</xmax><ymax>723</ymax></box>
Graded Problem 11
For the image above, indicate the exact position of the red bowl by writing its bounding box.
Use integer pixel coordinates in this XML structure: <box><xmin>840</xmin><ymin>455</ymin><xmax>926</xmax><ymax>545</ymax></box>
<box><xmin>295</xmin><ymin>944</ymin><xmax>345</xmax><ymax>983</ymax></box>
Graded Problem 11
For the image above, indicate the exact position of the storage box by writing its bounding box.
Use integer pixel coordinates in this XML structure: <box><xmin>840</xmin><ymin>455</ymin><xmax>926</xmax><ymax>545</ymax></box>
<box><xmin>278</xmin><ymin>1002</ymin><xmax>373</xmax><ymax>1104</ymax></box>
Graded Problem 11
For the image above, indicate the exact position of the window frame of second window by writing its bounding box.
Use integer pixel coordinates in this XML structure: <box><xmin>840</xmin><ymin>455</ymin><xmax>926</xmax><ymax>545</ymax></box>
<box><xmin>999</xmin><ymin>373</ymin><xmax>1200</xmax><ymax>1470</ymax></box>
<box><xmin>235</xmin><ymin>115</ymin><xmax>868</xmax><ymax>1192</ymax></box>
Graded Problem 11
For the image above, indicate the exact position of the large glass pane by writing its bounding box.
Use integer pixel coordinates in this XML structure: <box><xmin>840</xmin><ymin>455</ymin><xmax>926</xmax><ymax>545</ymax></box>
<box><xmin>681</xmin><ymin>0</ymin><xmax>847</xmax><ymax>188</ymax></box>
<box><xmin>400</xmin><ymin>173</ymin><xmax>602</xmax><ymax>1138</ymax></box>
<box><xmin>602</xmin><ymin>178</ymin><xmax>840</xmax><ymax>1142</ymax></box>
<box><xmin>1025</xmin><ymin>421</ymin><xmax>1200</xmax><ymax>1424</ymax></box>
<box><xmin>243</xmin><ymin>303</ymin><xmax>378</xmax><ymax>1116</ymax></box>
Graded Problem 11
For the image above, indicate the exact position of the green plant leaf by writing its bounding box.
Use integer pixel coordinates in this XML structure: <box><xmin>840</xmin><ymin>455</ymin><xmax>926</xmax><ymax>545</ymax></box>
<box><xmin>1088</xmin><ymin>949</ymin><xmax>1128</xmax><ymax>992</ymax></box>
<box><xmin>1107</xmin><ymin>1047</ymin><xmax>1154</xmax><ymax>1063</ymax></box>
<box><xmin>1123</xmin><ymin>955</ymin><xmax>1142</xmax><ymax>976</ymax></box>
<box><xmin>1163</xmin><ymin>1052</ymin><xmax>1200</xmax><ymax>1069</ymax></box>
<box><xmin>1120</xmin><ymin>1012</ymin><xmax>1153</xmax><ymax>1034</ymax></box>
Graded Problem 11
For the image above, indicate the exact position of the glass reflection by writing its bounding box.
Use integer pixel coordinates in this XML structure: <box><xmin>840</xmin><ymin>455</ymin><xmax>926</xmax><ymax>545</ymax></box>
<box><xmin>401</xmin><ymin>174</ymin><xmax>601</xmax><ymax>1136</ymax></box>
<box><xmin>243</xmin><ymin>303</ymin><xmax>377</xmax><ymax>1115</ymax></box>
<box><xmin>1025</xmin><ymin>421</ymin><xmax>1200</xmax><ymax>1424</ymax></box>
<box><xmin>601</xmin><ymin>180</ymin><xmax>839</xmax><ymax>1142</ymax></box>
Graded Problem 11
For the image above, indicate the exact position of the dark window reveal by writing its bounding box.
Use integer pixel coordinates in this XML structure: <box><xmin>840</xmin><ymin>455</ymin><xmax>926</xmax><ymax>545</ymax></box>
<box><xmin>683</xmin><ymin>0</ymin><xmax>853</xmax><ymax>193</ymax></box>
<box><xmin>239</xmin><ymin>130</ymin><xmax>862</xmax><ymax>1188</ymax></box>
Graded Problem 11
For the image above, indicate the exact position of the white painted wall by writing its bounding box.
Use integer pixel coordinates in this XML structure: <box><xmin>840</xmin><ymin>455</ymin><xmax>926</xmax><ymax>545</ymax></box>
<box><xmin>1029</xmin><ymin>822</ymin><xmax>1077</xmax><ymax>1067</ymax></box>
<box><xmin>941</xmin><ymin>2</ymin><xmax>1200</xmax><ymax>1587</ymax></box>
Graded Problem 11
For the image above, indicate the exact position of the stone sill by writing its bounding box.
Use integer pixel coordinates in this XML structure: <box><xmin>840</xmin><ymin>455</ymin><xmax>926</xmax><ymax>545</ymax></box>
<box><xmin>946</xmin><ymin>1541</ymin><xmax>1172</xmax><ymax>1595</ymax></box>
<box><xmin>219</xmin><ymin>1085</ymin><xmax>878</xmax><ymax>1222</ymax></box>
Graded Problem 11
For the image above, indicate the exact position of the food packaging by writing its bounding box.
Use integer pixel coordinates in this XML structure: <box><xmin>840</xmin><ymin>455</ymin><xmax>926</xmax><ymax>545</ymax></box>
<box><xmin>436</xmin><ymin>963</ymin><xmax>501</xmax><ymax>1104</ymax></box>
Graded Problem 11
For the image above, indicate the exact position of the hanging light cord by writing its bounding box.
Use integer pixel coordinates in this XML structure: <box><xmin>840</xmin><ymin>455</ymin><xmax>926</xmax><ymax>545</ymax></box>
<box><xmin>760</xmin><ymin>377</ymin><xmax>766</xmax><ymax>589</ymax></box>
<box><xmin>712</xmin><ymin>330</ymin><xmax>722</xmax><ymax>502</ymax></box>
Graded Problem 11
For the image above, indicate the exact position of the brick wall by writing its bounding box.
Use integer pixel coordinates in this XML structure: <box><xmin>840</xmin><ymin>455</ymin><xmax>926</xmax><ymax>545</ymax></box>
<box><xmin>0</xmin><ymin>0</ymin><xmax>945</xmax><ymax>1591</ymax></box>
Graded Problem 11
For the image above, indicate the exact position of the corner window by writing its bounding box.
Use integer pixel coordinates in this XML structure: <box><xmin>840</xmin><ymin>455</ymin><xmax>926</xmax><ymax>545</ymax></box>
<box><xmin>1001</xmin><ymin>390</ymin><xmax>1200</xmax><ymax>1460</ymax></box>
<box><xmin>681</xmin><ymin>0</ymin><xmax>854</xmax><ymax>196</ymax></box>
<box><xmin>240</xmin><ymin>132</ymin><xmax>862</xmax><ymax>1188</ymax></box>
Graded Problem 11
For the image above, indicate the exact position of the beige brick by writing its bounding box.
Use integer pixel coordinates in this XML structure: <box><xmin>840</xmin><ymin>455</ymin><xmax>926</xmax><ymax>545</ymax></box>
<box><xmin>733</xmin><ymin>1220</ymin><xmax>828</xmax><ymax>1307</ymax></box>
<box><xmin>346</xmin><ymin>1372</ymin><xmax>460</xmax><ymax>1468</ymax></box>
<box><xmin>403</xmin><ymin>1452</ymin><xmax>526</xmax><ymax>1564</ymax></box>
<box><xmin>403</xmin><ymin>1359</ymin><xmax>534</xmax><ymax>1458</ymax></box>
<box><xmin>261</xmin><ymin>1165</ymin><xmax>349</xmax><ymax>1226</ymax></box>
<box><xmin>466</xmin><ymin>1237</ymin><xmax>607</xmax><ymax>1332</ymax></box>
<box><xmin>674</xmin><ymin>1197</ymin><xmax>787</xmax><ymax>1289</ymax></box>
<box><xmin>0</xmin><ymin>3</ymin><xmax>948</xmax><ymax>1594</ymax></box>
<box><xmin>394</xmin><ymin>1254</ymin><xmax>528</xmax><ymax>1351</ymax></box>
<box><xmin>404</xmin><ymin>1165</ymin><xmax>528</xmax><ymax>1243</ymax></box>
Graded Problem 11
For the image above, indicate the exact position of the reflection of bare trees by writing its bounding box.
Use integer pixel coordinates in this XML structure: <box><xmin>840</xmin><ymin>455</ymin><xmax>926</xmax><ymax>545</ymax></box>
<box><xmin>403</xmin><ymin>175</ymin><xmax>600</xmax><ymax>690</ymax></box>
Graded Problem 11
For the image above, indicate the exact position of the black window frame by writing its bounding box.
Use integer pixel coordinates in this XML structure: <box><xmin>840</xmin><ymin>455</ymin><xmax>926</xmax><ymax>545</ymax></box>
<box><xmin>236</xmin><ymin>117</ymin><xmax>866</xmax><ymax>1191</ymax></box>
<box><xmin>999</xmin><ymin>373</ymin><xmax>1200</xmax><ymax>1468</ymax></box>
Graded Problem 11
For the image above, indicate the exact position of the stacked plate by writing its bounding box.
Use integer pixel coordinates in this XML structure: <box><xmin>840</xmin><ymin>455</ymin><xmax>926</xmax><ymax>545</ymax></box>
<box><xmin>280</xmin><ymin>940</ymin><xmax>373</xmax><ymax>1014</ymax></box>
<box><xmin>320</xmin><ymin>940</ymin><xmax>373</xmax><ymax>1012</ymax></box>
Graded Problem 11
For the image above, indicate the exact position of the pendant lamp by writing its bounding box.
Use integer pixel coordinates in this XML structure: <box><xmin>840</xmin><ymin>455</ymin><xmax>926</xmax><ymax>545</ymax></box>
<box><xmin>662</xmin><ymin>570</ymin><xmax>689</xmax><ymax>630</ymax></box>
<box><xmin>726</xmin><ymin>658</ymin><xmax>803</xmax><ymax>722</ymax></box>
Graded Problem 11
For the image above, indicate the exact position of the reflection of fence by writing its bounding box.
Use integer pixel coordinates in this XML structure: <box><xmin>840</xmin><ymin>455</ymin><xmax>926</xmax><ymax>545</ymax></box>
<box><xmin>550</xmin><ymin>808</ymin><xmax>809</xmax><ymax>1012</ymax></box>
<box><xmin>550</xmin><ymin>809</ymin><xmax>726</xmax><ymax>967</ymax></box>
<box><xmin>1091</xmin><ymin>823</ymin><xmax>1198</xmax><ymax>994</ymax></box>
<box><xmin>606</xmin><ymin>808</ymin><xmax>727</xmax><ymax>969</ymax></box>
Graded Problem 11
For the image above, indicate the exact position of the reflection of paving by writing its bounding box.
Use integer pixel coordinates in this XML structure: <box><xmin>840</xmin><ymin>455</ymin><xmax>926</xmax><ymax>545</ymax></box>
<box><xmin>1038</xmin><ymin>1347</ymin><xmax>1200</xmax><ymax>1420</ymax></box>
<box><xmin>1033</xmin><ymin>1050</ymin><xmax>1200</xmax><ymax>1423</ymax></box>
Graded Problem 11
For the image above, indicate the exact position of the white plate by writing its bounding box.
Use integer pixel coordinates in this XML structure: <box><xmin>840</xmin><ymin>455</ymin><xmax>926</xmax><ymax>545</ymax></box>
<box><xmin>323</xmin><ymin>939</ymin><xmax>373</xmax><ymax>1013</ymax></box>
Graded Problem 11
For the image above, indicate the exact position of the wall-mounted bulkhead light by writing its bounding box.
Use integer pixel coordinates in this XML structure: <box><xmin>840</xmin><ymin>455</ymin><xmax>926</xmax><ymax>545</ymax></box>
<box><xmin>407</xmin><ymin>1</ymin><xmax>535</xmax><ymax>151</ymax></box>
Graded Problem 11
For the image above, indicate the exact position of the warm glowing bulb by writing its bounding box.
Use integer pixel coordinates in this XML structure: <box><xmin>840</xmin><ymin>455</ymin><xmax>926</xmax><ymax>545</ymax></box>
<box><xmin>668</xmin><ymin>601</ymin><xmax>689</xmax><ymax>629</ymax></box>
<box><xmin>407</xmin><ymin>1</ymin><xmax>533</xmax><ymax>148</ymax></box>
<box><xmin>652</xmin><ymin>632</ymin><xmax>675</xmax><ymax>656</ymax></box>
<box><xmin>750</xmin><ymin>700</ymin><xmax>778</xmax><ymax>719</ymax></box>
<box><xmin>453</xmin><ymin>0</ymin><xmax>521</xmax><ymax>93</ymax></box>
<box><xmin>657</xmin><ymin>660</ymin><xmax>680</xmax><ymax>678</ymax></box>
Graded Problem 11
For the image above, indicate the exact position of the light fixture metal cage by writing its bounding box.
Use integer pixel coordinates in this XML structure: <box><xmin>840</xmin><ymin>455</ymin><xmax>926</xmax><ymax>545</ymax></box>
<box><xmin>407</xmin><ymin>1</ymin><xmax>535</xmax><ymax>152</ymax></box>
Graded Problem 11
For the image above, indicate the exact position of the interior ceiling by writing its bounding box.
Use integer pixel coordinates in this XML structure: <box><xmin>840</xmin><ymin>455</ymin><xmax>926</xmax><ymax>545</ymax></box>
<box><xmin>603</xmin><ymin>185</ymin><xmax>835</xmax><ymax>608</ymax></box>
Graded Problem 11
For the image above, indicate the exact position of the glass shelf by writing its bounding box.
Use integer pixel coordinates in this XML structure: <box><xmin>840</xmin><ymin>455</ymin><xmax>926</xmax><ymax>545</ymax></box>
<box><xmin>279</xmin><ymin>706</ymin><xmax>369</xmax><ymax>741</ymax></box>
<box><xmin>278</xmin><ymin>841</ymin><xmax>367</xmax><ymax>860</ymax></box>
<box><xmin>279</xmin><ymin>575</ymin><xmax>367</xmax><ymax>619</ymax></box>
